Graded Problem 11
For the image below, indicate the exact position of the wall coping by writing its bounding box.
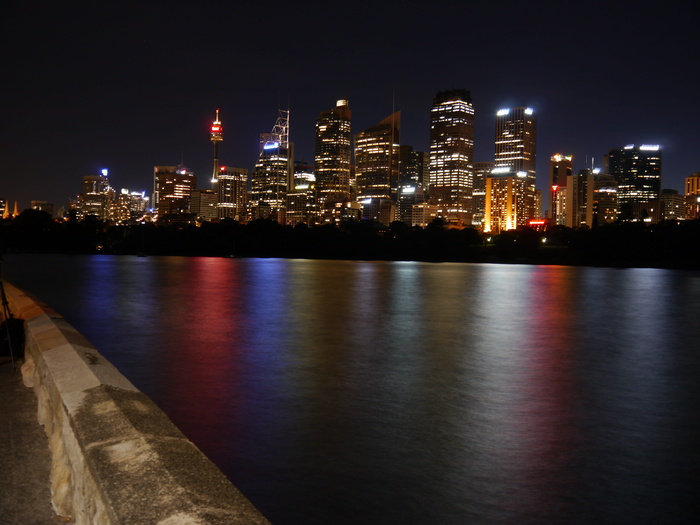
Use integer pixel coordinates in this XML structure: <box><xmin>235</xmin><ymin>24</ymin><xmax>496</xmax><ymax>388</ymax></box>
<box><xmin>3</xmin><ymin>280</ymin><xmax>271</xmax><ymax>525</ymax></box>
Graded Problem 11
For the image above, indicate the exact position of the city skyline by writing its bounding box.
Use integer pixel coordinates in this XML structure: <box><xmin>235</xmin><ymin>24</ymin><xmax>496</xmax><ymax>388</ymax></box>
<box><xmin>2</xmin><ymin>1</ymin><xmax>698</xmax><ymax>210</ymax></box>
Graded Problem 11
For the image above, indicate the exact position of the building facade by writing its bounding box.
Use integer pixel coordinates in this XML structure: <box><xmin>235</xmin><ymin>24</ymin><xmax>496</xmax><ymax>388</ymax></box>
<box><xmin>249</xmin><ymin>110</ymin><xmax>293</xmax><ymax>224</ymax></box>
<box><xmin>315</xmin><ymin>100</ymin><xmax>352</xmax><ymax>208</ymax></box>
<box><xmin>604</xmin><ymin>144</ymin><xmax>661</xmax><ymax>220</ymax></box>
<box><xmin>355</xmin><ymin>111</ymin><xmax>401</xmax><ymax>204</ymax></box>
<box><xmin>549</xmin><ymin>154</ymin><xmax>573</xmax><ymax>224</ymax></box>
<box><xmin>428</xmin><ymin>90</ymin><xmax>475</xmax><ymax>225</ymax></box>
<box><xmin>286</xmin><ymin>161</ymin><xmax>317</xmax><ymax>226</ymax></box>
<box><xmin>217</xmin><ymin>166</ymin><xmax>248</xmax><ymax>221</ymax></box>
<box><xmin>484</xmin><ymin>107</ymin><xmax>537</xmax><ymax>232</ymax></box>
<box><xmin>472</xmin><ymin>161</ymin><xmax>494</xmax><ymax>228</ymax></box>
<box><xmin>77</xmin><ymin>170</ymin><xmax>114</xmax><ymax>220</ymax></box>
<box><xmin>686</xmin><ymin>173</ymin><xmax>700</xmax><ymax>219</ymax></box>
<box><xmin>153</xmin><ymin>165</ymin><xmax>196</xmax><ymax>217</ymax></box>
<box><xmin>659</xmin><ymin>189</ymin><xmax>687</xmax><ymax>221</ymax></box>
<box><xmin>190</xmin><ymin>189</ymin><xmax>218</xmax><ymax>221</ymax></box>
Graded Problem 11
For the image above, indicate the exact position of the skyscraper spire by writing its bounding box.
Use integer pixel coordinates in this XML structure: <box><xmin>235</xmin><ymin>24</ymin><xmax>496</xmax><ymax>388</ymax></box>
<box><xmin>210</xmin><ymin>109</ymin><xmax>223</xmax><ymax>183</ymax></box>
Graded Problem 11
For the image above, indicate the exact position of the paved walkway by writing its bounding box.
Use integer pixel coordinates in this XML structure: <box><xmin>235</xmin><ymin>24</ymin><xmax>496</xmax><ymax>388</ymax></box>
<box><xmin>0</xmin><ymin>357</ymin><xmax>59</xmax><ymax>524</ymax></box>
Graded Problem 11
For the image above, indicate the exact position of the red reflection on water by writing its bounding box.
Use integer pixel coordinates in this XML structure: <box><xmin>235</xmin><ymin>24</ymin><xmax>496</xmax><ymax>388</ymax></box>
<box><xmin>158</xmin><ymin>258</ymin><xmax>245</xmax><ymax>460</ymax></box>
<box><xmin>511</xmin><ymin>267</ymin><xmax>581</xmax><ymax>522</ymax></box>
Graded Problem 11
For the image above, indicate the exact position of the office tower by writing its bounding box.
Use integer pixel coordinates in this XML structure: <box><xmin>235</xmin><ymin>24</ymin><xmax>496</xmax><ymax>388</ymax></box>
<box><xmin>686</xmin><ymin>173</ymin><xmax>700</xmax><ymax>219</ymax></box>
<box><xmin>395</xmin><ymin>145</ymin><xmax>427</xmax><ymax>224</ymax></box>
<box><xmin>397</xmin><ymin>185</ymin><xmax>426</xmax><ymax>225</ymax></box>
<box><xmin>355</xmin><ymin>111</ymin><xmax>401</xmax><ymax>202</ymax></box>
<box><xmin>113</xmin><ymin>190</ymin><xmax>148</xmax><ymax>222</ymax></box>
<box><xmin>217</xmin><ymin>166</ymin><xmax>248</xmax><ymax>220</ymax></box>
<box><xmin>153</xmin><ymin>165</ymin><xmax>196</xmax><ymax>217</ymax></box>
<box><xmin>686</xmin><ymin>173</ymin><xmax>700</xmax><ymax>195</ymax></box>
<box><xmin>315</xmin><ymin>100</ymin><xmax>351</xmax><ymax>207</ymax></box>
<box><xmin>494</xmin><ymin>107</ymin><xmax>536</xmax><ymax>175</ymax></box>
<box><xmin>565</xmin><ymin>169</ymin><xmax>595</xmax><ymax>227</ymax></box>
<box><xmin>659</xmin><ymin>189</ymin><xmax>686</xmax><ymax>221</ymax></box>
<box><xmin>210</xmin><ymin>109</ymin><xmax>223</xmax><ymax>184</ymax></box>
<box><xmin>77</xmin><ymin>169</ymin><xmax>114</xmax><ymax>220</ymax></box>
<box><xmin>484</xmin><ymin>107</ymin><xmax>537</xmax><ymax>232</ymax></box>
<box><xmin>428</xmin><ymin>90</ymin><xmax>475</xmax><ymax>225</ymax></box>
<box><xmin>472</xmin><ymin>162</ymin><xmax>494</xmax><ymax>227</ymax></box>
<box><xmin>603</xmin><ymin>144</ymin><xmax>661</xmax><ymax>220</ymax></box>
<box><xmin>286</xmin><ymin>161</ymin><xmax>317</xmax><ymax>226</ymax></box>
<box><xmin>191</xmin><ymin>189</ymin><xmax>218</xmax><ymax>221</ymax></box>
<box><xmin>249</xmin><ymin>109</ymin><xmax>293</xmax><ymax>224</ymax></box>
<box><xmin>549</xmin><ymin>154</ymin><xmax>573</xmax><ymax>224</ymax></box>
<box><xmin>399</xmin><ymin>145</ymin><xmax>420</xmax><ymax>187</ymax></box>
<box><xmin>591</xmin><ymin>176</ymin><xmax>618</xmax><ymax>225</ymax></box>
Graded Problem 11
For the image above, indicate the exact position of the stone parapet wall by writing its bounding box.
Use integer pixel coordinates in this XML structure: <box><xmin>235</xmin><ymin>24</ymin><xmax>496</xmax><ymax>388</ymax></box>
<box><xmin>2</xmin><ymin>280</ymin><xmax>270</xmax><ymax>525</ymax></box>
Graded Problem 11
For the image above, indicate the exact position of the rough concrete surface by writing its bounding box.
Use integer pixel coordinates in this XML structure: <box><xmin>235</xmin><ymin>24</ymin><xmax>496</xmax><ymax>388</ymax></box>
<box><xmin>0</xmin><ymin>357</ymin><xmax>58</xmax><ymax>524</ymax></box>
<box><xmin>2</xmin><ymin>280</ymin><xmax>271</xmax><ymax>525</ymax></box>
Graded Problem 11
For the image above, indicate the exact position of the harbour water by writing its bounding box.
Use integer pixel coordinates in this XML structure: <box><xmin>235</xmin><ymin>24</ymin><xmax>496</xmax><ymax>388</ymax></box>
<box><xmin>3</xmin><ymin>254</ymin><xmax>700</xmax><ymax>524</ymax></box>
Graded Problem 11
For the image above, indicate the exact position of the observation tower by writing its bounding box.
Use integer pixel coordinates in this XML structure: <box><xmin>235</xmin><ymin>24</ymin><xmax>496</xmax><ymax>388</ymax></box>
<box><xmin>210</xmin><ymin>109</ymin><xmax>223</xmax><ymax>183</ymax></box>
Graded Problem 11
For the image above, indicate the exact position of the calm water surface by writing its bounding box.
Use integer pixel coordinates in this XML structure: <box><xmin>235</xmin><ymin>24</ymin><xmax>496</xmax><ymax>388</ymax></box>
<box><xmin>4</xmin><ymin>254</ymin><xmax>700</xmax><ymax>524</ymax></box>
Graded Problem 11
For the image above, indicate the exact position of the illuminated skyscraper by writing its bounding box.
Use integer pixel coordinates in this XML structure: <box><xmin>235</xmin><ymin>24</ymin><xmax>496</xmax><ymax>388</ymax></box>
<box><xmin>286</xmin><ymin>161</ymin><xmax>317</xmax><ymax>226</ymax></box>
<box><xmin>76</xmin><ymin>169</ymin><xmax>114</xmax><ymax>220</ymax></box>
<box><xmin>210</xmin><ymin>109</ymin><xmax>223</xmax><ymax>183</ymax></box>
<box><xmin>428</xmin><ymin>90</ymin><xmax>475</xmax><ymax>225</ymax></box>
<box><xmin>355</xmin><ymin>111</ymin><xmax>400</xmax><ymax>202</ymax></box>
<box><xmin>153</xmin><ymin>165</ymin><xmax>196</xmax><ymax>217</ymax></box>
<box><xmin>604</xmin><ymin>145</ymin><xmax>661</xmax><ymax>220</ymax></box>
<box><xmin>549</xmin><ymin>154</ymin><xmax>572</xmax><ymax>224</ymax></box>
<box><xmin>686</xmin><ymin>173</ymin><xmax>700</xmax><ymax>219</ymax></box>
<box><xmin>249</xmin><ymin>109</ymin><xmax>293</xmax><ymax>224</ymax></box>
<box><xmin>484</xmin><ymin>107</ymin><xmax>537</xmax><ymax>232</ymax></box>
<box><xmin>315</xmin><ymin>100</ymin><xmax>352</xmax><ymax>207</ymax></box>
<box><xmin>217</xmin><ymin>166</ymin><xmax>248</xmax><ymax>220</ymax></box>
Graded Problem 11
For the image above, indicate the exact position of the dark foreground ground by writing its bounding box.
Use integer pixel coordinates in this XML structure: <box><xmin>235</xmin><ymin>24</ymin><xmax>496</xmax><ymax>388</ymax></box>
<box><xmin>0</xmin><ymin>356</ymin><xmax>57</xmax><ymax>524</ymax></box>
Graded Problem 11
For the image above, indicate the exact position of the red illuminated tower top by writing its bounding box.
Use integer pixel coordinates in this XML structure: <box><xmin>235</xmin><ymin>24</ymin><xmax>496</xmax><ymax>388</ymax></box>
<box><xmin>210</xmin><ymin>109</ymin><xmax>223</xmax><ymax>183</ymax></box>
<box><xmin>211</xmin><ymin>109</ymin><xmax>223</xmax><ymax>143</ymax></box>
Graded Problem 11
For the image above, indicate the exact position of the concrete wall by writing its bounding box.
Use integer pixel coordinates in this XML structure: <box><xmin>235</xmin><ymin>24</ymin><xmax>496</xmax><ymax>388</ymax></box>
<box><xmin>3</xmin><ymin>280</ymin><xmax>270</xmax><ymax>525</ymax></box>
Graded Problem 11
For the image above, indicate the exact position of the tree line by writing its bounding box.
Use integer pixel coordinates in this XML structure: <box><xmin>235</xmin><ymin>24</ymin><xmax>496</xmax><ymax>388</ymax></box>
<box><xmin>2</xmin><ymin>209</ymin><xmax>700</xmax><ymax>269</ymax></box>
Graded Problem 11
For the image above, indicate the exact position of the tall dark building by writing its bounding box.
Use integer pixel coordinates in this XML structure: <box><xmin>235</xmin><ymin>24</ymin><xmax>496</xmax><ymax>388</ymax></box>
<box><xmin>428</xmin><ymin>90</ymin><xmax>475</xmax><ymax>225</ymax></box>
<box><xmin>315</xmin><ymin>100</ymin><xmax>352</xmax><ymax>207</ymax></box>
<box><xmin>604</xmin><ymin>144</ymin><xmax>661</xmax><ymax>216</ymax></box>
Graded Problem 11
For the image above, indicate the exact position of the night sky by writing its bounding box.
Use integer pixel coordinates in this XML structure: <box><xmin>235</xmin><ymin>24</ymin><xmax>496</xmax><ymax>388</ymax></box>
<box><xmin>2</xmin><ymin>0</ymin><xmax>699</xmax><ymax>211</ymax></box>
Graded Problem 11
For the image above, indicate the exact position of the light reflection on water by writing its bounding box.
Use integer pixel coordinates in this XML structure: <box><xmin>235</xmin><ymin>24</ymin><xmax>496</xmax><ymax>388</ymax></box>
<box><xmin>4</xmin><ymin>255</ymin><xmax>700</xmax><ymax>524</ymax></box>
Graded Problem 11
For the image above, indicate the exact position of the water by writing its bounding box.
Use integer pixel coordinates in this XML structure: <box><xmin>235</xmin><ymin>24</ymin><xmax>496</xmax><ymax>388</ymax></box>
<box><xmin>3</xmin><ymin>254</ymin><xmax>700</xmax><ymax>524</ymax></box>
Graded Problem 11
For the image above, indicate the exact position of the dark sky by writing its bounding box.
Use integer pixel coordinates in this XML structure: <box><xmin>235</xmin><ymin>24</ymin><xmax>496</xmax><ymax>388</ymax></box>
<box><xmin>2</xmin><ymin>0</ymin><xmax>699</xmax><ymax>210</ymax></box>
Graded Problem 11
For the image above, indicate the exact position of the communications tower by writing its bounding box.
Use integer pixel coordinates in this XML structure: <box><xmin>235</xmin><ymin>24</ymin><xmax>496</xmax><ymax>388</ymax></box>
<box><xmin>210</xmin><ymin>109</ymin><xmax>223</xmax><ymax>183</ymax></box>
